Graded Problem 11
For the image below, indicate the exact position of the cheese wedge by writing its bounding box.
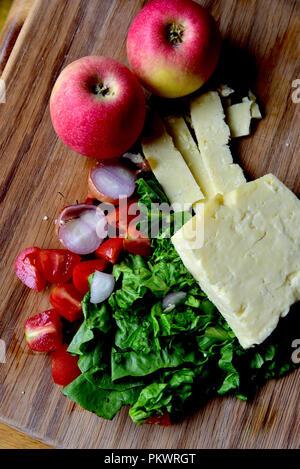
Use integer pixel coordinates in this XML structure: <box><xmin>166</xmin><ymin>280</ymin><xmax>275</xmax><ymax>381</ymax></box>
<box><xmin>190</xmin><ymin>91</ymin><xmax>246</xmax><ymax>195</ymax></box>
<box><xmin>141</xmin><ymin>112</ymin><xmax>204</xmax><ymax>211</ymax></box>
<box><xmin>164</xmin><ymin>116</ymin><xmax>215</xmax><ymax>199</ymax></box>
<box><xmin>172</xmin><ymin>174</ymin><xmax>300</xmax><ymax>348</ymax></box>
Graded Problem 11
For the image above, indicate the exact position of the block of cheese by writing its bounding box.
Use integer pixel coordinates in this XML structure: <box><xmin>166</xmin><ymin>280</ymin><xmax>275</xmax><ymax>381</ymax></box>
<box><xmin>141</xmin><ymin>112</ymin><xmax>204</xmax><ymax>211</ymax></box>
<box><xmin>164</xmin><ymin>116</ymin><xmax>215</xmax><ymax>198</ymax></box>
<box><xmin>227</xmin><ymin>92</ymin><xmax>262</xmax><ymax>138</ymax></box>
<box><xmin>190</xmin><ymin>91</ymin><xmax>246</xmax><ymax>195</ymax></box>
<box><xmin>172</xmin><ymin>174</ymin><xmax>300</xmax><ymax>348</ymax></box>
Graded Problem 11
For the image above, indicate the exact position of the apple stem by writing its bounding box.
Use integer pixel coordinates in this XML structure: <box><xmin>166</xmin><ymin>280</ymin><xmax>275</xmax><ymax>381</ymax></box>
<box><xmin>166</xmin><ymin>23</ymin><xmax>184</xmax><ymax>45</ymax></box>
<box><xmin>93</xmin><ymin>83</ymin><xmax>111</xmax><ymax>97</ymax></box>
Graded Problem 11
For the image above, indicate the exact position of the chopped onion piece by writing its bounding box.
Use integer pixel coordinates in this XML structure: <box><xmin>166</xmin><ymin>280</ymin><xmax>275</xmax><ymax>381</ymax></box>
<box><xmin>90</xmin><ymin>271</ymin><xmax>115</xmax><ymax>304</ymax></box>
<box><xmin>58</xmin><ymin>204</ymin><xmax>107</xmax><ymax>255</ymax></box>
<box><xmin>89</xmin><ymin>163</ymin><xmax>136</xmax><ymax>204</ymax></box>
<box><xmin>162</xmin><ymin>292</ymin><xmax>187</xmax><ymax>313</ymax></box>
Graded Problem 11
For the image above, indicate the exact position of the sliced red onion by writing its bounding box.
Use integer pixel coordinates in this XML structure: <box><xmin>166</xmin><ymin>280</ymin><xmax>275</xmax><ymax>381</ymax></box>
<box><xmin>58</xmin><ymin>204</ymin><xmax>108</xmax><ymax>255</ymax></box>
<box><xmin>162</xmin><ymin>292</ymin><xmax>187</xmax><ymax>313</ymax></box>
<box><xmin>90</xmin><ymin>271</ymin><xmax>115</xmax><ymax>304</ymax></box>
<box><xmin>88</xmin><ymin>163</ymin><xmax>136</xmax><ymax>205</ymax></box>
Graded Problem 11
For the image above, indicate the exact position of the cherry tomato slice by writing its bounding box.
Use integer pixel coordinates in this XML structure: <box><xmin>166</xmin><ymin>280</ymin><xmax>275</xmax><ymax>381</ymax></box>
<box><xmin>37</xmin><ymin>249</ymin><xmax>81</xmax><ymax>284</ymax></box>
<box><xmin>24</xmin><ymin>309</ymin><xmax>62</xmax><ymax>352</ymax></box>
<box><xmin>95</xmin><ymin>238</ymin><xmax>123</xmax><ymax>264</ymax></box>
<box><xmin>72</xmin><ymin>259</ymin><xmax>108</xmax><ymax>295</ymax></box>
<box><xmin>14</xmin><ymin>247</ymin><xmax>46</xmax><ymax>292</ymax></box>
<box><xmin>146</xmin><ymin>413</ymin><xmax>171</xmax><ymax>426</ymax></box>
<box><xmin>123</xmin><ymin>224</ymin><xmax>151</xmax><ymax>258</ymax></box>
<box><xmin>107</xmin><ymin>199</ymin><xmax>140</xmax><ymax>235</ymax></box>
<box><xmin>50</xmin><ymin>344</ymin><xmax>81</xmax><ymax>387</ymax></box>
<box><xmin>50</xmin><ymin>284</ymin><xmax>84</xmax><ymax>322</ymax></box>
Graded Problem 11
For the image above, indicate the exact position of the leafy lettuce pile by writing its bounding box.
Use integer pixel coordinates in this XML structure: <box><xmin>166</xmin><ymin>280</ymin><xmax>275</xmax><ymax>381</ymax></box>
<box><xmin>63</xmin><ymin>175</ymin><xmax>298</xmax><ymax>424</ymax></box>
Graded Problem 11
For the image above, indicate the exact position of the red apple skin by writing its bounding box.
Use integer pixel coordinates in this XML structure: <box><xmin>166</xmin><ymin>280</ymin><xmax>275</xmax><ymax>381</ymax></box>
<box><xmin>50</xmin><ymin>56</ymin><xmax>146</xmax><ymax>160</ymax></box>
<box><xmin>127</xmin><ymin>0</ymin><xmax>221</xmax><ymax>98</ymax></box>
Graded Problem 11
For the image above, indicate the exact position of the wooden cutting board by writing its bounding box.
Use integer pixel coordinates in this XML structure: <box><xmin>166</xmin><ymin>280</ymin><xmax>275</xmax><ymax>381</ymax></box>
<box><xmin>0</xmin><ymin>0</ymin><xmax>299</xmax><ymax>449</ymax></box>
<box><xmin>0</xmin><ymin>0</ymin><xmax>34</xmax><ymax>74</ymax></box>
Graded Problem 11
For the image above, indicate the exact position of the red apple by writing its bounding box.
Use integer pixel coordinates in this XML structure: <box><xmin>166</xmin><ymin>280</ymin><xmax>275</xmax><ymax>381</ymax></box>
<box><xmin>127</xmin><ymin>0</ymin><xmax>221</xmax><ymax>98</ymax></box>
<box><xmin>50</xmin><ymin>56</ymin><xmax>146</xmax><ymax>160</ymax></box>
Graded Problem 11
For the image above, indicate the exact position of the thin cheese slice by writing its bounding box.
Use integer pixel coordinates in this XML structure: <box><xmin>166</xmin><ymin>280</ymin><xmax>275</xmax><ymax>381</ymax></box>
<box><xmin>172</xmin><ymin>174</ymin><xmax>300</xmax><ymax>349</ymax></box>
<box><xmin>217</xmin><ymin>84</ymin><xmax>235</xmax><ymax>97</ymax></box>
<box><xmin>164</xmin><ymin>116</ymin><xmax>215</xmax><ymax>198</ymax></box>
<box><xmin>191</xmin><ymin>91</ymin><xmax>231</xmax><ymax>144</ymax></box>
<box><xmin>190</xmin><ymin>91</ymin><xmax>246</xmax><ymax>195</ymax></box>
<box><xmin>227</xmin><ymin>93</ymin><xmax>262</xmax><ymax>138</ymax></box>
<box><xmin>141</xmin><ymin>112</ymin><xmax>204</xmax><ymax>211</ymax></box>
<box><xmin>227</xmin><ymin>100</ymin><xmax>252</xmax><ymax>138</ymax></box>
<box><xmin>251</xmin><ymin>102</ymin><xmax>262</xmax><ymax>119</ymax></box>
<box><xmin>248</xmin><ymin>91</ymin><xmax>262</xmax><ymax>119</ymax></box>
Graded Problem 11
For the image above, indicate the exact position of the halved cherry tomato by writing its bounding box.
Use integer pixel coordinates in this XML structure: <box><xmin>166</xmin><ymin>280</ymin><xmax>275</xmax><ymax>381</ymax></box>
<box><xmin>24</xmin><ymin>309</ymin><xmax>62</xmax><ymax>352</ymax></box>
<box><xmin>50</xmin><ymin>284</ymin><xmax>84</xmax><ymax>322</ymax></box>
<box><xmin>123</xmin><ymin>224</ymin><xmax>151</xmax><ymax>258</ymax></box>
<box><xmin>72</xmin><ymin>259</ymin><xmax>108</xmax><ymax>295</ymax></box>
<box><xmin>95</xmin><ymin>238</ymin><xmax>123</xmax><ymax>264</ymax></box>
<box><xmin>37</xmin><ymin>249</ymin><xmax>81</xmax><ymax>284</ymax></box>
<box><xmin>83</xmin><ymin>195</ymin><xmax>95</xmax><ymax>205</ymax></box>
<box><xmin>14</xmin><ymin>247</ymin><xmax>46</xmax><ymax>292</ymax></box>
<box><xmin>50</xmin><ymin>344</ymin><xmax>81</xmax><ymax>386</ymax></box>
<box><xmin>146</xmin><ymin>413</ymin><xmax>171</xmax><ymax>426</ymax></box>
<box><xmin>107</xmin><ymin>199</ymin><xmax>140</xmax><ymax>235</ymax></box>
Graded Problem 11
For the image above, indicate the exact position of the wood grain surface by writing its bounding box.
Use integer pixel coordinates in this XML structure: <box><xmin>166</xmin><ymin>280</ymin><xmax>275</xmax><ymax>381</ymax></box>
<box><xmin>0</xmin><ymin>422</ymin><xmax>51</xmax><ymax>449</ymax></box>
<box><xmin>0</xmin><ymin>0</ymin><xmax>35</xmax><ymax>74</ymax></box>
<box><xmin>0</xmin><ymin>0</ymin><xmax>299</xmax><ymax>449</ymax></box>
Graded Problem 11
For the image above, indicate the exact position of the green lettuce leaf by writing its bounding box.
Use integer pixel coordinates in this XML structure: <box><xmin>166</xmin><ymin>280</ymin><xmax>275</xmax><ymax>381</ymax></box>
<box><xmin>63</xmin><ymin>374</ymin><xmax>142</xmax><ymax>420</ymax></box>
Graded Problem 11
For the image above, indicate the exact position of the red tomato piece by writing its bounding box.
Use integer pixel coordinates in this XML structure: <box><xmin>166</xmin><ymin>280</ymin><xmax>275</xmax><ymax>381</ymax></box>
<box><xmin>107</xmin><ymin>199</ymin><xmax>140</xmax><ymax>235</ymax></box>
<box><xmin>72</xmin><ymin>259</ymin><xmax>108</xmax><ymax>295</ymax></box>
<box><xmin>24</xmin><ymin>309</ymin><xmax>62</xmax><ymax>352</ymax></box>
<box><xmin>50</xmin><ymin>344</ymin><xmax>81</xmax><ymax>386</ymax></box>
<box><xmin>95</xmin><ymin>238</ymin><xmax>123</xmax><ymax>264</ymax></box>
<box><xmin>123</xmin><ymin>224</ymin><xmax>151</xmax><ymax>258</ymax></box>
<box><xmin>50</xmin><ymin>284</ymin><xmax>84</xmax><ymax>322</ymax></box>
<box><xmin>14</xmin><ymin>247</ymin><xmax>47</xmax><ymax>292</ymax></box>
<box><xmin>37</xmin><ymin>249</ymin><xmax>81</xmax><ymax>284</ymax></box>
<box><xmin>146</xmin><ymin>413</ymin><xmax>171</xmax><ymax>426</ymax></box>
<box><xmin>84</xmin><ymin>195</ymin><xmax>96</xmax><ymax>205</ymax></box>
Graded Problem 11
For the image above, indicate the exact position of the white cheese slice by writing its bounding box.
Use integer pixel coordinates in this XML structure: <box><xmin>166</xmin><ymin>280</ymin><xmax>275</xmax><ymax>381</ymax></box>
<box><xmin>245</xmin><ymin>91</ymin><xmax>262</xmax><ymax>119</ymax></box>
<box><xmin>191</xmin><ymin>91</ymin><xmax>231</xmax><ymax>145</ymax></box>
<box><xmin>227</xmin><ymin>92</ymin><xmax>262</xmax><ymax>138</ymax></box>
<box><xmin>250</xmin><ymin>102</ymin><xmax>262</xmax><ymax>119</ymax></box>
<box><xmin>227</xmin><ymin>100</ymin><xmax>252</xmax><ymax>138</ymax></box>
<box><xmin>217</xmin><ymin>84</ymin><xmax>235</xmax><ymax>97</ymax></box>
<box><xmin>190</xmin><ymin>91</ymin><xmax>246</xmax><ymax>195</ymax></box>
<box><xmin>141</xmin><ymin>112</ymin><xmax>204</xmax><ymax>211</ymax></box>
<box><xmin>164</xmin><ymin>116</ymin><xmax>215</xmax><ymax>199</ymax></box>
<box><xmin>172</xmin><ymin>174</ymin><xmax>300</xmax><ymax>349</ymax></box>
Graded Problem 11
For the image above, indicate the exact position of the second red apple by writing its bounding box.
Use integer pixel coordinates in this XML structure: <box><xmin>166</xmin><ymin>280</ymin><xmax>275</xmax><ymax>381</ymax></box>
<box><xmin>127</xmin><ymin>0</ymin><xmax>221</xmax><ymax>98</ymax></box>
<box><xmin>50</xmin><ymin>56</ymin><xmax>146</xmax><ymax>160</ymax></box>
